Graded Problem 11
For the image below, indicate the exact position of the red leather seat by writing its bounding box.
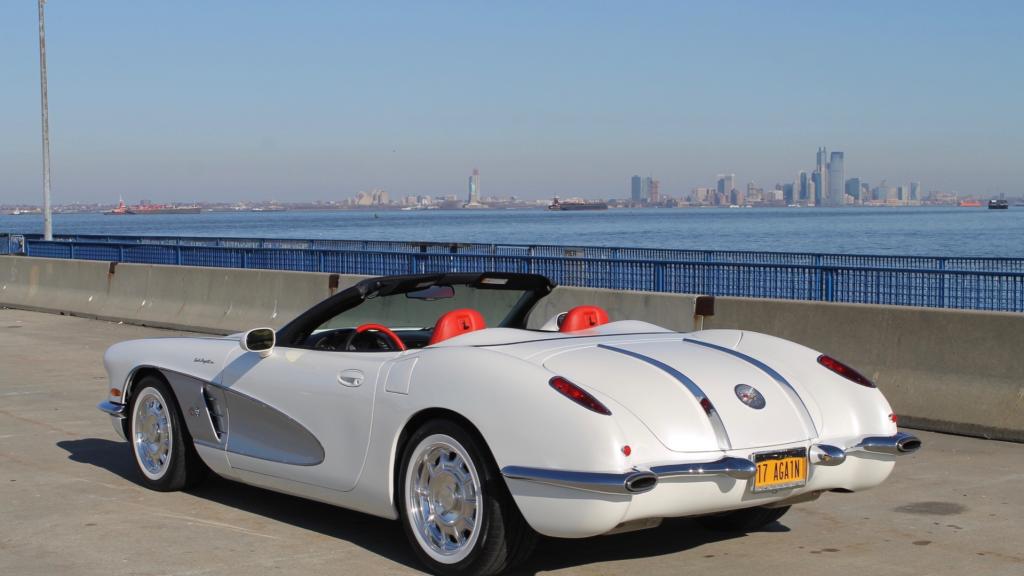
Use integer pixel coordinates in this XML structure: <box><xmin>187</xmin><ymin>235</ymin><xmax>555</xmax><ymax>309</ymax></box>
<box><xmin>428</xmin><ymin>308</ymin><xmax>486</xmax><ymax>345</ymax></box>
<box><xmin>560</xmin><ymin>305</ymin><xmax>610</xmax><ymax>332</ymax></box>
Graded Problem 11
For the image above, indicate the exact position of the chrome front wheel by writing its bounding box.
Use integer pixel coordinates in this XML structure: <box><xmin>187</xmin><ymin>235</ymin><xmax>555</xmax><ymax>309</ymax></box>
<box><xmin>132</xmin><ymin>386</ymin><xmax>173</xmax><ymax>480</ymax></box>
<box><xmin>127</xmin><ymin>375</ymin><xmax>207</xmax><ymax>491</ymax></box>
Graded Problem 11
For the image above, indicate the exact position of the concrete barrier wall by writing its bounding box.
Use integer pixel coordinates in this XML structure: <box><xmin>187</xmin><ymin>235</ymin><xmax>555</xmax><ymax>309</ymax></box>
<box><xmin>0</xmin><ymin>256</ymin><xmax>363</xmax><ymax>333</ymax></box>
<box><xmin>3</xmin><ymin>256</ymin><xmax>1021</xmax><ymax>441</ymax></box>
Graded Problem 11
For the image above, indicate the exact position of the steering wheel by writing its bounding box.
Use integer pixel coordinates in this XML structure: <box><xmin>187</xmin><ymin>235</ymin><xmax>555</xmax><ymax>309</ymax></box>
<box><xmin>341</xmin><ymin>323</ymin><xmax>407</xmax><ymax>352</ymax></box>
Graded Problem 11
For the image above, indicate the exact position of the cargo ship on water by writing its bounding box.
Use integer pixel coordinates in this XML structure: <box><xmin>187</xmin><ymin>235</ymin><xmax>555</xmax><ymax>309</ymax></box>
<box><xmin>988</xmin><ymin>199</ymin><xmax>1009</xmax><ymax>210</ymax></box>
<box><xmin>547</xmin><ymin>197</ymin><xmax>608</xmax><ymax>211</ymax></box>
<box><xmin>958</xmin><ymin>199</ymin><xmax>982</xmax><ymax>207</ymax></box>
<box><xmin>105</xmin><ymin>198</ymin><xmax>201</xmax><ymax>215</ymax></box>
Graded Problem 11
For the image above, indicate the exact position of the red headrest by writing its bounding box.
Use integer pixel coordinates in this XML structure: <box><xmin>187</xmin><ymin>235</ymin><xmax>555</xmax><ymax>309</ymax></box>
<box><xmin>429</xmin><ymin>308</ymin><xmax>486</xmax><ymax>345</ymax></box>
<box><xmin>560</xmin><ymin>305</ymin><xmax>610</xmax><ymax>332</ymax></box>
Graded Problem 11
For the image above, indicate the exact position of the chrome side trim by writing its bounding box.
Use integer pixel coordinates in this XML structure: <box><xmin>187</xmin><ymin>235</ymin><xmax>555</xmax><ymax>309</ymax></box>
<box><xmin>501</xmin><ymin>466</ymin><xmax>657</xmax><ymax>495</ymax></box>
<box><xmin>597</xmin><ymin>343</ymin><xmax>732</xmax><ymax>450</ymax></box>
<box><xmin>650</xmin><ymin>457</ymin><xmax>756</xmax><ymax>480</ymax></box>
<box><xmin>683</xmin><ymin>338</ymin><xmax>819</xmax><ymax>437</ymax></box>
<box><xmin>810</xmin><ymin>444</ymin><xmax>847</xmax><ymax>466</ymax></box>
<box><xmin>853</xmin><ymin>432</ymin><xmax>922</xmax><ymax>455</ymax></box>
<box><xmin>97</xmin><ymin>400</ymin><xmax>127</xmax><ymax>419</ymax></box>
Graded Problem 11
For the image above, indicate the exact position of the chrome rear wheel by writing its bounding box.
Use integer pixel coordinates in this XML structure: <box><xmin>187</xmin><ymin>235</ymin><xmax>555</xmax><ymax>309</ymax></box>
<box><xmin>398</xmin><ymin>419</ymin><xmax>536</xmax><ymax>576</ymax></box>
<box><xmin>406</xmin><ymin>434</ymin><xmax>482</xmax><ymax>564</ymax></box>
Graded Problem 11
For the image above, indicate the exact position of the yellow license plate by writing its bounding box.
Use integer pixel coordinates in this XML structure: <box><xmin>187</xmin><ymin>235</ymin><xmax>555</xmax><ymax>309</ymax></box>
<box><xmin>752</xmin><ymin>448</ymin><xmax>807</xmax><ymax>492</ymax></box>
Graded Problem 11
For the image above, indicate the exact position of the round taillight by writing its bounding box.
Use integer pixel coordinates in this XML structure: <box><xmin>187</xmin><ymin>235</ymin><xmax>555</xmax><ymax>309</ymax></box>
<box><xmin>549</xmin><ymin>377</ymin><xmax>612</xmax><ymax>415</ymax></box>
<box><xmin>817</xmin><ymin>354</ymin><xmax>876</xmax><ymax>388</ymax></box>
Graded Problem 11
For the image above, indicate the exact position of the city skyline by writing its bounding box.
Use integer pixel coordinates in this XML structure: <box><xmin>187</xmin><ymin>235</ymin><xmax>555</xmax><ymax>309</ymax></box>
<box><xmin>1</xmin><ymin>2</ymin><xmax>1022</xmax><ymax>204</ymax></box>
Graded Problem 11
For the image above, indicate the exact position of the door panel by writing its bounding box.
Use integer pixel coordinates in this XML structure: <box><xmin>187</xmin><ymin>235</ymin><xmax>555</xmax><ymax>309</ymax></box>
<box><xmin>218</xmin><ymin>346</ymin><xmax>395</xmax><ymax>492</ymax></box>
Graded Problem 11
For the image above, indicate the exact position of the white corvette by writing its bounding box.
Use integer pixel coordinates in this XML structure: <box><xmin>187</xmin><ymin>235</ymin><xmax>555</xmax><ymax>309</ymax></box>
<box><xmin>99</xmin><ymin>272</ymin><xmax>920</xmax><ymax>575</ymax></box>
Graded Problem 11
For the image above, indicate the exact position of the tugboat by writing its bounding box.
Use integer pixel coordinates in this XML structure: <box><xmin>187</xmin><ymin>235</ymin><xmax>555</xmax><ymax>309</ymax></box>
<box><xmin>105</xmin><ymin>197</ymin><xmax>130</xmax><ymax>215</ymax></box>
<box><xmin>988</xmin><ymin>199</ymin><xmax>1009</xmax><ymax>210</ymax></box>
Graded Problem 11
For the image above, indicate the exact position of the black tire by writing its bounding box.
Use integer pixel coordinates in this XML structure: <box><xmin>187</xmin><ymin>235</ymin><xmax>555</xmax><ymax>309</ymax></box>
<box><xmin>696</xmin><ymin>505</ymin><xmax>791</xmax><ymax>532</ymax></box>
<box><xmin>127</xmin><ymin>375</ymin><xmax>207</xmax><ymax>491</ymax></box>
<box><xmin>397</xmin><ymin>419</ymin><xmax>536</xmax><ymax>576</ymax></box>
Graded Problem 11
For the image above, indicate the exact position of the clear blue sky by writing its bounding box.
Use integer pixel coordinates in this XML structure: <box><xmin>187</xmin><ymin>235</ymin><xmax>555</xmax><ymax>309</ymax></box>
<box><xmin>1</xmin><ymin>1</ymin><xmax>1021</xmax><ymax>203</ymax></box>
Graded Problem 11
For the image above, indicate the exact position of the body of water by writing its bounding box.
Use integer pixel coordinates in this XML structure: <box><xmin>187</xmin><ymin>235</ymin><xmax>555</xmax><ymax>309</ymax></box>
<box><xmin>3</xmin><ymin>207</ymin><xmax>1023</xmax><ymax>258</ymax></box>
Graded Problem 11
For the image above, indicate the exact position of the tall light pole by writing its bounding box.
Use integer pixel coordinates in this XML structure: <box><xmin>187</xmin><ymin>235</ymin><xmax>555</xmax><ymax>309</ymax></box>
<box><xmin>38</xmin><ymin>0</ymin><xmax>53</xmax><ymax>240</ymax></box>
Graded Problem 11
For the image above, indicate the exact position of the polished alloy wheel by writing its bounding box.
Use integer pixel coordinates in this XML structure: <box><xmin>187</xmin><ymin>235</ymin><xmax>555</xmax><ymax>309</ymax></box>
<box><xmin>405</xmin><ymin>434</ymin><xmax>483</xmax><ymax>564</ymax></box>
<box><xmin>131</xmin><ymin>386</ymin><xmax>174</xmax><ymax>480</ymax></box>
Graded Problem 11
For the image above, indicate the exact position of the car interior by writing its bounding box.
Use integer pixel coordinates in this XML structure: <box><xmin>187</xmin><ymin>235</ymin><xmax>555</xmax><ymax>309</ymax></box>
<box><xmin>276</xmin><ymin>273</ymin><xmax>611</xmax><ymax>353</ymax></box>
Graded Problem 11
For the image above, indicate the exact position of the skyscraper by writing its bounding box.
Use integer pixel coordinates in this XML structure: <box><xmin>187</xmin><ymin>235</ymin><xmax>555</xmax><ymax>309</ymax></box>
<box><xmin>910</xmin><ymin>181</ymin><xmax>921</xmax><ymax>201</ymax></box>
<box><xmin>467</xmin><ymin>169</ymin><xmax>480</xmax><ymax>205</ymax></box>
<box><xmin>716</xmin><ymin>173</ymin><xmax>735</xmax><ymax>201</ymax></box>
<box><xmin>846</xmin><ymin>177</ymin><xmax>861</xmax><ymax>204</ymax></box>
<box><xmin>630</xmin><ymin>175</ymin><xmax>642</xmax><ymax>204</ymax></box>
<box><xmin>828</xmin><ymin>151</ymin><xmax>844</xmax><ymax>206</ymax></box>
<box><xmin>814</xmin><ymin>147</ymin><xmax>829</xmax><ymax>207</ymax></box>
<box><xmin>647</xmin><ymin>178</ymin><xmax>660</xmax><ymax>204</ymax></box>
<box><xmin>797</xmin><ymin>171</ymin><xmax>809</xmax><ymax>204</ymax></box>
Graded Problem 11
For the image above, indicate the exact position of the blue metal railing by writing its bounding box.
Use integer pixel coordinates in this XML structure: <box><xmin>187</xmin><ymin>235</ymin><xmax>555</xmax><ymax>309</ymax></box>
<box><xmin>4</xmin><ymin>233</ymin><xmax>1023</xmax><ymax>312</ymax></box>
<box><xmin>11</xmin><ymin>232</ymin><xmax>1024</xmax><ymax>272</ymax></box>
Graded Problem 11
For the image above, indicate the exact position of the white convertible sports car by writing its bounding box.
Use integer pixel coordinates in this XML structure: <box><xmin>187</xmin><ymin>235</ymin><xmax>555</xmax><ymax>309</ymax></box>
<box><xmin>99</xmin><ymin>272</ymin><xmax>920</xmax><ymax>575</ymax></box>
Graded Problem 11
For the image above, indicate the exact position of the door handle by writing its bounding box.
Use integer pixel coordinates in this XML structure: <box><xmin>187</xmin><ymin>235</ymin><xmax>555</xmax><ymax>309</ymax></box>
<box><xmin>338</xmin><ymin>369</ymin><xmax>365</xmax><ymax>387</ymax></box>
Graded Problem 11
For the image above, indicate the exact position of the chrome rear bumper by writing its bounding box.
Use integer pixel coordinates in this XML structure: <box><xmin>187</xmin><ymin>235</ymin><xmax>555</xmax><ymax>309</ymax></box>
<box><xmin>501</xmin><ymin>432</ymin><xmax>921</xmax><ymax>496</ymax></box>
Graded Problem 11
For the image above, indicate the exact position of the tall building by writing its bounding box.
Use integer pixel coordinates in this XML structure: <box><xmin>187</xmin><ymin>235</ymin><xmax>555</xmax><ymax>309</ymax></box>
<box><xmin>797</xmin><ymin>171</ymin><xmax>809</xmax><ymax>204</ymax></box>
<box><xmin>846</xmin><ymin>177</ymin><xmax>861</xmax><ymax>204</ymax></box>
<box><xmin>467</xmin><ymin>169</ymin><xmax>480</xmax><ymax>205</ymax></box>
<box><xmin>910</xmin><ymin>181</ymin><xmax>921</xmax><ymax>201</ymax></box>
<box><xmin>716</xmin><ymin>173</ymin><xmax>735</xmax><ymax>201</ymax></box>
<box><xmin>647</xmin><ymin>178</ymin><xmax>660</xmax><ymax>204</ymax></box>
<box><xmin>828</xmin><ymin>151</ymin><xmax>845</xmax><ymax>206</ymax></box>
<box><xmin>814</xmin><ymin>147</ymin><xmax>829</xmax><ymax>207</ymax></box>
<box><xmin>630</xmin><ymin>175</ymin><xmax>643</xmax><ymax>204</ymax></box>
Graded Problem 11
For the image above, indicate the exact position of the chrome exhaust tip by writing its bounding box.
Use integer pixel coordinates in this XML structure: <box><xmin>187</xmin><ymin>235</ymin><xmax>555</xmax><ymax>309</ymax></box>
<box><xmin>855</xmin><ymin>432</ymin><xmax>922</xmax><ymax>455</ymax></box>
<box><xmin>624</xmin><ymin>471</ymin><xmax>658</xmax><ymax>494</ymax></box>
<box><xmin>896</xmin><ymin>434</ymin><xmax>922</xmax><ymax>454</ymax></box>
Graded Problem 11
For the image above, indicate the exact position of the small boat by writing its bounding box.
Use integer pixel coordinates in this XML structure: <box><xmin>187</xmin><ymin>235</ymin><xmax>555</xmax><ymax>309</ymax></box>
<box><xmin>988</xmin><ymin>199</ymin><xmax>1009</xmax><ymax>210</ymax></box>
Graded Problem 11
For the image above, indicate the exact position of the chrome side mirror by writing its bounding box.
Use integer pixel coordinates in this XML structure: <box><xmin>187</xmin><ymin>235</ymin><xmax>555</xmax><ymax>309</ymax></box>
<box><xmin>240</xmin><ymin>327</ymin><xmax>275</xmax><ymax>358</ymax></box>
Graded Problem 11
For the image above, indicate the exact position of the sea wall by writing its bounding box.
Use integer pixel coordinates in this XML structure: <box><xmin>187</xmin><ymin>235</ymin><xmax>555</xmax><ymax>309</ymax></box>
<box><xmin>2</xmin><ymin>255</ymin><xmax>1021</xmax><ymax>441</ymax></box>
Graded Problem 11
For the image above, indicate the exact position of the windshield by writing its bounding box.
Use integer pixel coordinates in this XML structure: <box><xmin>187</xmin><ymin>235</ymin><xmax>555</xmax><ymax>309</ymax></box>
<box><xmin>314</xmin><ymin>284</ymin><xmax>529</xmax><ymax>332</ymax></box>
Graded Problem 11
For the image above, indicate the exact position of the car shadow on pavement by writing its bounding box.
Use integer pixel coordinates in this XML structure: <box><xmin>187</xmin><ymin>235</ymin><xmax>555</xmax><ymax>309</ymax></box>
<box><xmin>58</xmin><ymin>438</ymin><xmax>788</xmax><ymax>575</ymax></box>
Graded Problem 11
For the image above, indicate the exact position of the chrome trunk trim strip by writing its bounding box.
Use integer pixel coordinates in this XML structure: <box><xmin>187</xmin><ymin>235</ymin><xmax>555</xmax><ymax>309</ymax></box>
<box><xmin>597</xmin><ymin>343</ymin><xmax>732</xmax><ymax>450</ymax></box>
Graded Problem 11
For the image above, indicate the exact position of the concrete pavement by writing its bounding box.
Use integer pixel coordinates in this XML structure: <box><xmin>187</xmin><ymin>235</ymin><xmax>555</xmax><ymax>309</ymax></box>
<box><xmin>1</xmin><ymin>307</ymin><xmax>1021</xmax><ymax>575</ymax></box>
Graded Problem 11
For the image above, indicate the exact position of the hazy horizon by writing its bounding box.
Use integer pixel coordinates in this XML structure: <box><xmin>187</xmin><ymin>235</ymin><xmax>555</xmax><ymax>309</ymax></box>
<box><xmin>2</xmin><ymin>1</ymin><xmax>1022</xmax><ymax>204</ymax></box>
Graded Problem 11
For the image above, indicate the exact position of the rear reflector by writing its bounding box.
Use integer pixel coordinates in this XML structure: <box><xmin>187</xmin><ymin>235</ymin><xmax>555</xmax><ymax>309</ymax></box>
<box><xmin>817</xmin><ymin>355</ymin><xmax>876</xmax><ymax>388</ymax></box>
<box><xmin>549</xmin><ymin>377</ymin><xmax>612</xmax><ymax>416</ymax></box>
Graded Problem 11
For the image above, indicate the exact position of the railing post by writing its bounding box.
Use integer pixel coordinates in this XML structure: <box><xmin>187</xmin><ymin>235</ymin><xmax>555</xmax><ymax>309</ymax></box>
<box><xmin>655</xmin><ymin>264</ymin><xmax>666</xmax><ymax>292</ymax></box>
<box><xmin>175</xmin><ymin>246</ymin><xmax>182</xmax><ymax>266</ymax></box>
<box><xmin>69</xmin><ymin>243</ymin><xmax>76</xmax><ymax>260</ymax></box>
<box><xmin>119</xmin><ymin>245</ymin><xmax>124</xmax><ymax>262</ymax></box>
<box><xmin>410</xmin><ymin>254</ymin><xmax>419</xmax><ymax>274</ymax></box>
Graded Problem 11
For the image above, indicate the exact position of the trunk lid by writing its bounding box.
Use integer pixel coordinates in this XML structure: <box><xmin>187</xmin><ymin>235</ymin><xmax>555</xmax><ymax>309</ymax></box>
<box><xmin>542</xmin><ymin>338</ymin><xmax>816</xmax><ymax>452</ymax></box>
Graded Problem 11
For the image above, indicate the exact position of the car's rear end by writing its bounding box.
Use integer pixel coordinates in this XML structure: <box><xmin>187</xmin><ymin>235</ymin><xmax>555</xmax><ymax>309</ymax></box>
<box><xmin>491</xmin><ymin>328</ymin><xmax>920</xmax><ymax>538</ymax></box>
